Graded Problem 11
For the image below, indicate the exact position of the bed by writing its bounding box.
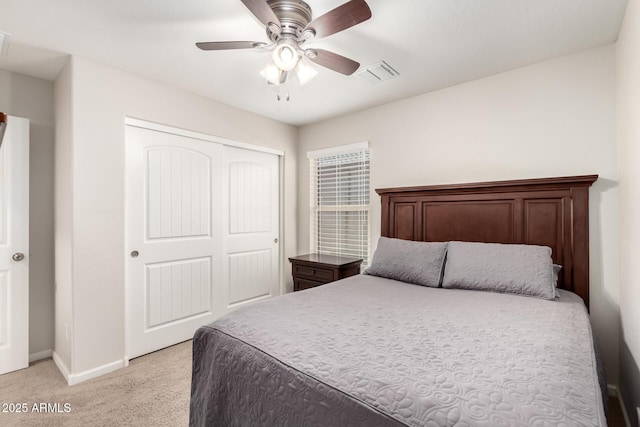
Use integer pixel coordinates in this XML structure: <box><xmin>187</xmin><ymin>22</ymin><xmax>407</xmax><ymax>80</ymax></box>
<box><xmin>190</xmin><ymin>175</ymin><xmax>604</xmax><ymax>427</ymax></box>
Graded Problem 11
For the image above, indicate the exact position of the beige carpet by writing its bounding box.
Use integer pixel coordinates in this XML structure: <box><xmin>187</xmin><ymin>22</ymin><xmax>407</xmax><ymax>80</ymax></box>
<box><xmin>0</xmin><ymin>340</ymin><xmax>191</xmax><ymax>427</ymax></box>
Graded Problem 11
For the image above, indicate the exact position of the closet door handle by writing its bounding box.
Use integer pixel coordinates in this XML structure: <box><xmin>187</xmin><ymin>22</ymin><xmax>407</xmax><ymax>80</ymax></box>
<box><xmin>130</xmin><ymin>251</ymin><xmax>139</xmax><ymax>258</ymax></box>
<box><xmin>12</xmin><ymin>253</ymin><xmax>25</xmax><ymax>262</ymax></box>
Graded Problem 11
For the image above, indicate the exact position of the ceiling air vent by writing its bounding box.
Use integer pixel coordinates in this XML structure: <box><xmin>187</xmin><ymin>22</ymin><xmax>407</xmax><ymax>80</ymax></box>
<box><xmin>357</xmin><ymin>61</ymin><xmax>399</xmax><ymax>84</ymax></box>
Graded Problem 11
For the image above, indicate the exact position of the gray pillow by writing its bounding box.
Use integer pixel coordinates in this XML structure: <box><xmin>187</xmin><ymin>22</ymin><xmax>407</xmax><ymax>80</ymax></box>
<box><xmin>553</xmin><ymin>264</ymin><xmax>562</xmax><ymax>298</ymax></box>
<box><xmin>364</xmin><ymin>237</ymin><xmax>448</xmax><ymax>287</ymax></box>
<box><xmin>442</xmin><ymin>241</ymin><xmax>555</xmax><ymax>300</ymax></box>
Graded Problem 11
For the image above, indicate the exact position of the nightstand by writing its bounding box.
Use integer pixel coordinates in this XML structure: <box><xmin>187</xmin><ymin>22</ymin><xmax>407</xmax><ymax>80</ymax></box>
<box><xmin>289</xmin><ymin>253</ymin><xmax>363</xmax><ymax>291</ymax></box>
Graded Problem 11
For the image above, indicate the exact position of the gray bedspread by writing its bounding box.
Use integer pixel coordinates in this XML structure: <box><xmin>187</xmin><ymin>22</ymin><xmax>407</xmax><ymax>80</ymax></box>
<box><xmin>190</xmin><ymin>275</ymin><xmax>606</xmax><ymax>426</ymax></box>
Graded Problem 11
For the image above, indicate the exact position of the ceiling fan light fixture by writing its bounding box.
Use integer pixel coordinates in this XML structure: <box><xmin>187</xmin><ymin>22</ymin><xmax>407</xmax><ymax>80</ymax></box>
<box><xmin>273</xmin><ymin>39</ymin><xmax>299</xmax><ymax>71</ymax></box>
<box><xmin>261</xmin><ymin>61</ymin><xmax>284</xmax><ymax>85</ymax></box>
<box><xmin>295</xmin><ymin>59</ymin><xmax>317</xmax><ymax>86</ymax></box>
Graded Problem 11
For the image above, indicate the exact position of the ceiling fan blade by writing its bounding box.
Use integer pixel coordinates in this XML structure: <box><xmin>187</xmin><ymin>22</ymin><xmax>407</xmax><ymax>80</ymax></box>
<box><xmin>0</xmin><ymin>112</ymin><xmax>7</xmax><ymax>149</ymax></box>
<box><xmin>308</xmin><ymin>49</ymin><xmax>360</xmax><ymax>75</ymax></box>
<box><xmin>240</xmin><ymin>0</ymin><xmax>281</xmax><ymax>32</ymax></box>
<box><xmin>196</xmin><ymin>41</ymin><xmax>261</xmax><ymax>51</ymax></box>
<box><xmin>306</xmin><ymin>0</ymin><xmax>372</xmax><ymax>39</ymax></box>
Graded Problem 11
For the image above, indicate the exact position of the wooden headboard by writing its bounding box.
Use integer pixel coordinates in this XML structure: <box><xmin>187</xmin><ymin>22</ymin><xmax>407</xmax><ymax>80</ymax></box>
<box><xmin>376</xmin><ymin>175</ymin><xmax>598</xmax><ymax>306</ymax></box>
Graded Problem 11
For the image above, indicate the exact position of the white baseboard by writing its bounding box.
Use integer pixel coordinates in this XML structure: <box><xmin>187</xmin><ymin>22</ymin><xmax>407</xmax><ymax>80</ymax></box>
<box><xmin>67</xmin><ymin>359</ymin><xmax>126</xmax><ymax>385</ymax></box>
<box><xmin>608</xmin><ymin>384</ymin><xmax>632</xmax><ymax>427</ymax></box>
<box><xmin>52</xmin><ymin>352</ymin><xmax>126</xmax><ymax>386</ymax></box>
<box><xmin>52</xmin><ymin>351</ymin><xmax>71</xmax><ymax>383</ymax></box>
<box><xmin>29</xmin><ymin>349</ymin><xmax>53</xmax><ymax>363</ymax></box>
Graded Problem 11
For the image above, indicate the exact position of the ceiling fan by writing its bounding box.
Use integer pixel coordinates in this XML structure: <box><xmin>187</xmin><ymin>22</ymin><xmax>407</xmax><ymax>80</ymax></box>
<box><xmin>196</xmin><ymin>0</ymin><xmax>372</xmax><ymax>86</ymax></box>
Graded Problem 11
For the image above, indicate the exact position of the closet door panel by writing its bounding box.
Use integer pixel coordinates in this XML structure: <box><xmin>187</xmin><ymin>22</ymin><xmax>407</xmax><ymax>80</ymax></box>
<box><xmin>126</xmin><ymin>125</ymin><xmax>223</xmax><ymax>359</ymax></box>
<box><xmin>223</xmin><ymin>147</ymin><xmax>280</xmax><ymax>308</ymax></box>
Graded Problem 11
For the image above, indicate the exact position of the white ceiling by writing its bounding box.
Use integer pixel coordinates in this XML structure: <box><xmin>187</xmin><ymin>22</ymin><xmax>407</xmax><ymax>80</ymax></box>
<box><xmin>0</xmin><ymin>0</ymin><xmax>629</xmax><ymax>125</ymax></box>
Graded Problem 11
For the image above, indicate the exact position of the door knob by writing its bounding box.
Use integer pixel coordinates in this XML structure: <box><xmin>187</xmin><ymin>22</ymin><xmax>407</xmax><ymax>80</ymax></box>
<box><xmin>130</xmin><ymin>251</ymin><xmax>139</xmax><ymax>258</ymax></box>
<box><xmin>273</xmin><ymin>238</ymin><xmax>278</xmax><ymax>244</ymax></box>
<box><xmin>12</xmin><ymin>253</ymin><xmax>25</xmax><ymax>262</ymax></box>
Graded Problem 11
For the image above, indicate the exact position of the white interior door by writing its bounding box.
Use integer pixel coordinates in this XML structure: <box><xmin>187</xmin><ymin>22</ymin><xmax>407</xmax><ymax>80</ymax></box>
<box><xmin>0</xmin><ymin>116</ymin><xmax>29</xmax><ymax>375</ymax></box>
<box><xmin>223</xmin><ymin>146</ymin><xmax>280</xmax><ymax>308</ymax></box>
<box><xmin>126</xmin><ymin>125</ymin><xmax>223</xmax><ymax>359</ymax></box>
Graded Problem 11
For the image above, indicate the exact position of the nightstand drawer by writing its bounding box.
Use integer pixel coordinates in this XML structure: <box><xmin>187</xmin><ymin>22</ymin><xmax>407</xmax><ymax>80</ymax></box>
<box><xmin>294</xmin><ymin>264</ymin><xmax>334</xmax><ymax>282</ymax></box>
<box><xmin>294</xmin><ymin>278</ymin><xmax>324</xmax><ymax>291</ymax></box>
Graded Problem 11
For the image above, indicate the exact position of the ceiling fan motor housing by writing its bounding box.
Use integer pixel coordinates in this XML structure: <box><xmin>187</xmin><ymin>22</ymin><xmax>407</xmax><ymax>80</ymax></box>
<box><xmin>266</xmin><ymin>0</ymin><xmax>313</xmax><ymax>41</ymax></box>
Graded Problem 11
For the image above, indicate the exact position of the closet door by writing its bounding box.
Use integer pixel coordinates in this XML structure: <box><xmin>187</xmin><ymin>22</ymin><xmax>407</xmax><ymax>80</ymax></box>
<box><xmin>0</xmin><ymin>116</ymin><xmax>29</xmax><ymax>375</ymax></box>
<box><xmin>223</xmin><ymin>146</ymin><xmax>280</xmax><ymax>308</ymax></box>
<box><xmin>125</xmin><ymin>125</ymin><xmax>223</xmax><ymax>359</ymax></box>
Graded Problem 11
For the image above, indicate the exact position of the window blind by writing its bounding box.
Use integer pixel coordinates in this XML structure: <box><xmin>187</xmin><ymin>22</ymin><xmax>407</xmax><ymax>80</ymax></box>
<box><xmin>309</xmin><ymin>144</ymin><xmax>370</xmax><ymax>266</ymax></box>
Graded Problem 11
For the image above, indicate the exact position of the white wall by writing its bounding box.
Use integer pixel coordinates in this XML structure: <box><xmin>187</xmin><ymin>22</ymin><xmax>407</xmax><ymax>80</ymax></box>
<box><xmin>298</xmin><ymin>45</ymin><xmax>620</xmax><ymax>385</ymax></box>
<box><xmin>54</xmin><ymin>55</ymin><xmax>298</xmax><ymax>378</ymax></box>
<box><xmin>53</xmin><ymin>60</ymin><xmax>74</xmax><ymax>371</ymax></box>
<box><xmin>616</xmin><ymin>0</ymin><xmax>640</xmax><ymax>424</ymax></box>
<box><xmin>0</xmin><ymin>68</ymin><xmax>55</xmax><ymax>359</ymax></box>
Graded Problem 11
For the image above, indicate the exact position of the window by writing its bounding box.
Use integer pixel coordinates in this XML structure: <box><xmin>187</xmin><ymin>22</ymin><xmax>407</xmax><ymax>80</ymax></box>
<box><xmin>308</xmin><ymin>142</ymin><xmax>370</xmax><ymax>266</ymax></box>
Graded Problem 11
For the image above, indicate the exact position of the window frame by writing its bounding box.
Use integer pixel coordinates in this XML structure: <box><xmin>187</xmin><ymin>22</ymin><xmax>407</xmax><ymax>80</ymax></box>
<box><xmin>307</xmin><ymin>142</ymin><xmax>371</xmax><ymax>267</ymax></box>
